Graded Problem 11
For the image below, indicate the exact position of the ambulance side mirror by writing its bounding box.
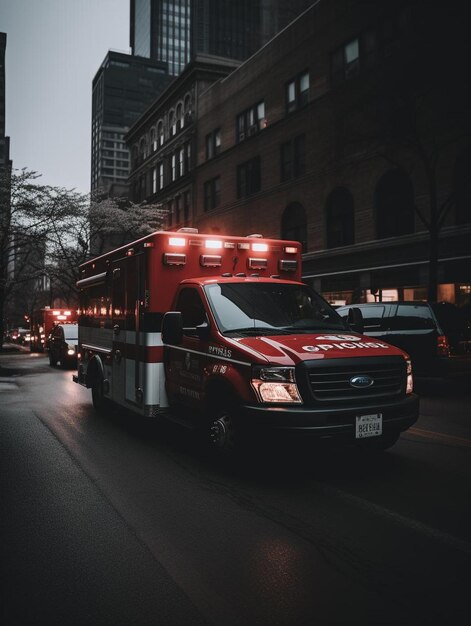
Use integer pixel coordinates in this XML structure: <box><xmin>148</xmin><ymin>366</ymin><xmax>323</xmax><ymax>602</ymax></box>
<box><xmin>162</xmin><ymin>311</ymin><xmax>183</xmax><ymax>345</ymax></box>
<box><xmin>348</xmin><ymin>307</ymin><xmax>364</xmax><ymax>334</ymax></box>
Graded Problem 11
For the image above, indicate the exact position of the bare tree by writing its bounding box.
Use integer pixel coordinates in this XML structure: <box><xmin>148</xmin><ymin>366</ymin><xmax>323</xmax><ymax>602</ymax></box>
<box><xmin>0</xmin><ymin>169</ymin><xmax>81</xmax><ymax>347</ymax></box>
<box><xmin>0</xmin><ymin>169</ymin><xmax>167</xmax><ymax>349</ymax></box>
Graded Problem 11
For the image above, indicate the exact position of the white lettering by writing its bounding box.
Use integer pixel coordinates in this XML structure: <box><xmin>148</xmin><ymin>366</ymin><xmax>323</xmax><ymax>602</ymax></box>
<box><xmin>208</xmin><ymin>345</ymin><xmax>232</xmax><ymax>358</ymax></box>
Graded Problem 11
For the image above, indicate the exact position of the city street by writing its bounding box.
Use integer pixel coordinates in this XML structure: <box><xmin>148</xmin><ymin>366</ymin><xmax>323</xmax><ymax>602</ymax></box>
<box><xmin>1</xmin><ymin>347</ymin><xmax>470</xmax><ymax>626</ymax></box>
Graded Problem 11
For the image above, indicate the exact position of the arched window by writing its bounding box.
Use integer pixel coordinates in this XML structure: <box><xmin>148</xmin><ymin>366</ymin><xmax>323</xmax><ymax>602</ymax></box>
<box><xmin>375</xmin><ymin>169</ymin><xmax>414</xmax><ymax>238</ymax></box>
<box><xmin>157</xmin><ymin>121</ymin><xmax>164</xmax><ymax>148</ymax></box>
<box><xmin>281</xmin><ymin>202</ymin><xmax>307</xmax><ymax>252</ymax></box>
<box><xmin>169</xmin><ymin>110</ymin><xmax>176</xmax><ymax>136</ymax></box>
<box><xmin>325</xmin><ymin>187</ymin><xmax>354</xmax><ymax>248</ymax></box>
<box><xmin>184</xmin><ymin>93</ymin><xmax>192</xmax><ymax>123</ymax></box>
<box><xmin>454</xmin><ymin>148</ymin><xmax>471</xmax><ymax>225</ymax></box>
<box><xmin>139</xmin><ymin>137</ymin><xmax>147</xmax><ymax>161</ymax></box>
<box><xmin>176</xmin><ymin>102</ymin><xmax>184</xmax><ymax>131</ymax></box>
<box><xmin>131</xmin><ymin>145</ymin><xmax>138</xmax><ymax>168</ymax></box>
<box><xmin>150</xmin><ymin>127</ymin><xmax>157</xmax><ymax>152</ymax></box>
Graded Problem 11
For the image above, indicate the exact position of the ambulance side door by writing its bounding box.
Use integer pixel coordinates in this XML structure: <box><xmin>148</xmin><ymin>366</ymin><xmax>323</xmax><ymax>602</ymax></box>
<box><xmin>165</xmin><ymin>286</ymin><xmax>210</xmax><ymax>409</ymax></box>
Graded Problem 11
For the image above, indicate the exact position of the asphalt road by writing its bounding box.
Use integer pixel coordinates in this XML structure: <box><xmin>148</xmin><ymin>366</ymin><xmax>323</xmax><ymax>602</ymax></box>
<box><xmin>1</xmin><ymin>347</ymin><xmax>470</xmax><ymax>626</ymax></box>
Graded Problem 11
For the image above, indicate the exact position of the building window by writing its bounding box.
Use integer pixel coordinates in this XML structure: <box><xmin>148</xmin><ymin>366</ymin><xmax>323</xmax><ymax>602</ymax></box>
<box><xmin>170</xmin><ymin>110</ymin><xmax>176</xmax><ymax>136</ymax></box>
<box><xmin>206</xmin><ymin>128</ymin><xmax>221</xmax><ymax>160</ymax></box>
<box><xmin>184</xmin><ymin>94</ymin><xmax>192</xmax><ymax>123</ymax></box>
<box><xmin>184</xmin><ymin>190</ymin><xmax>191</xmax><ymax>222</ymax></box>
<box><xmin>171</xmin><ymin>154</ymin><xmax>177</xmax><ymax>181</ymax></box>
<box><xmin>236</xmin><ymin>102</ymin><xmax>265</xmax><ymax>142</ymax></box>
<box><xmin>150</xmin><ymin>128</ymin><xmax>157</xmax><ymax>152</ymax></box>
<box><xmin>152</xmin><ymin>167</ymin><xmax>157</xmax><ymax>194</ymax></box>
<box><xmin>331</xmin><ymin>31</ymin><xmax>377</xmax><ymax>85</ymax></box>
<box><xmin>237</xmin><ymin>157</ymin><xmax>261</xmax><ymax>198</ymax></box>
<box><xmin>184</xmin><ymin>142</ymin><xmax>191</xmax><ymax>173</ymax></box>
<box><xmin>280</xmin><ymin>134</ymin><xmax>306</xmax><ymax>182</ymax></box>
<box><xmin>281</xmin><ymin>202</ymin><xmax>307</xmax><ymax>252</ymax></box>
<box><xmin>286</xmin><ymin>72</ymin><xmax>310</xmax><ymax>114</ymax></box>
<box><xmin>326</xmin><ymin>187</ymin><xmax>355</xmax><ymax>248</ymax></box>
<box><xmin>375</xmin><ymin>169</ymin><xmax>414</xmax><ymax>239</ymax></box>
<box><xmin>157</xmin><ymin>121</ymin><xmax>164</xmax><ymax>147</ymax></box>
<box><xmin>139</xmin><ymin>138</ymin><xmax>147</xmax><ymax>162</ymax></box>
<box><xmin>158</xmin><ymin>162</ymin><xmax>164</xmax><ymax>189</ymax></box>
<box><xmin>176</xmin><ymin>103</ymin><xmax>184</xmax><ymax>132</ymax></box>
<box><xmin>204</xmin><ymin>177</ymin><xmax>221</xmax><ymax>211</ymax></box>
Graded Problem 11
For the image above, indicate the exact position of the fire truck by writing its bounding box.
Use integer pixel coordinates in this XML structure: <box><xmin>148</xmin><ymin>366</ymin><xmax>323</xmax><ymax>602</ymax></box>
<box><xmin>74</xmin><ymin>229</ymin><xmax>419</xmax><ymax>454</ymax></box>
<box><xmin>30</xmin><ymin>307</ymin><xmax>77</xmax><ymax>352</ymax></box>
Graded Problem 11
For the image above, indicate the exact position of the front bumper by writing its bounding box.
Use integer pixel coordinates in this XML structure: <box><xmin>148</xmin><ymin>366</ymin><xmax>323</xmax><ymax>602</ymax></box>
<box><xmin>239</xmin><ymin>394</ymin><xmax>419</xmax><ymax>440</ymax></box>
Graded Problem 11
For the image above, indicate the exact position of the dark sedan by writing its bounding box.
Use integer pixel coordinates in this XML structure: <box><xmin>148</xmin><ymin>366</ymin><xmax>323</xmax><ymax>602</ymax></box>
<box><xmin>336</xmin><ymin>301</ymin><xmax>471</xmax><ymax>380</ymax></box>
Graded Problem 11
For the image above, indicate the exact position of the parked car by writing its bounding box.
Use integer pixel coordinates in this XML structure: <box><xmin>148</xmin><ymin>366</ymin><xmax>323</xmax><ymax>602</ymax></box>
<box><xmin>336</xmin><ymin>301</ymin><xmax>471</xmax><ymax>379</ymax></box>
<box><xmin>47</xmin><ymin>323</ymin><xmax>78</xmax><ymax>368</ymax></box>
<box><xmin>9</xmin><ymin>328</ymin><xmax>29</xmax><ymax>344</ymax></box>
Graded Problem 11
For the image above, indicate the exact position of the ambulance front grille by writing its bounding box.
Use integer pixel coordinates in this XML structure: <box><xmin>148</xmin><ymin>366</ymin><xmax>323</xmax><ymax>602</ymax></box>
<box><xmin>304</xmin><ymin>357</ymin><xmax>405</xmax><ymax>404</ymax></box>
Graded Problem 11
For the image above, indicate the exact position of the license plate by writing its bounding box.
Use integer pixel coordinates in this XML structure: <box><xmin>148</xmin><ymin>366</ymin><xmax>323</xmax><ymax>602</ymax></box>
<box><xmin>355</xmin><ymin>413</ymin><xmax>382</xmax><ymax>439</ymax></box>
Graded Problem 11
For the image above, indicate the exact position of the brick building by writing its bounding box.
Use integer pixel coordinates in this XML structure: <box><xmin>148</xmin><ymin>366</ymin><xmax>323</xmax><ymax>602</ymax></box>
<box><xmin>126</xmin><ymin>54</ymin><xmax>240</xmax><ymax>228</ymax></box>
<box><xmin>127</xmin><ymin>0</ymin><xmax>471</xmax><ymax>306</ymax></box>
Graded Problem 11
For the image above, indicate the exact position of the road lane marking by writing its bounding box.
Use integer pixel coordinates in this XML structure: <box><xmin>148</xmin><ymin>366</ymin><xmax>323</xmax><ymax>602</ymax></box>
<box><xmin>405</xmin><ymin>427</ymin><xmax>471</xmax><ymax>448</ymax></box>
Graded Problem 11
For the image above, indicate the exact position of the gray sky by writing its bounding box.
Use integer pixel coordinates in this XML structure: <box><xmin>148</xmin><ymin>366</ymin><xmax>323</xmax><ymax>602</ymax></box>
<box><xmin>0</xmin><ymin>0</ymin><xmax>130</xmax><ymax>193</ymax></box>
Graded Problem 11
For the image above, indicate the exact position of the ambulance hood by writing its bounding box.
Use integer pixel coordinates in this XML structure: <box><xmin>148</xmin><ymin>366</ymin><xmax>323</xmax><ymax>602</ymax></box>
<box><xmin>230</xmin><ymin>332</ymin><xmax>407</xmax><ymax>365</ymax></box>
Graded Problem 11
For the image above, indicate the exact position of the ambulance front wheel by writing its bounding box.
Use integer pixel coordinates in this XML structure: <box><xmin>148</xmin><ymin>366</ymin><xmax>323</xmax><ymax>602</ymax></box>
<box><xmin>208</xmin><ymin>405</ymin><xmax>239</xmax><ymax>455</ymax></box>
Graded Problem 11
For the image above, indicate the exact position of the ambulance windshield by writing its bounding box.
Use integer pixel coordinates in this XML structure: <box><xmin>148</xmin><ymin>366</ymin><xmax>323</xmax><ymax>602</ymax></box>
<box><xmin>204</xmin><ymin>282</ymin><xmax>347</xmax><ymax>335</ymax></box>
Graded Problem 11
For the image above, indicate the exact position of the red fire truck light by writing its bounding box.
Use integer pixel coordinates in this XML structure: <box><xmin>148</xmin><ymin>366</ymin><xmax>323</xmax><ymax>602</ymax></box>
<box><xmin>205</xmin><ymin>240</ymin><xmax>223</xmax><ymax>249</ymax></box>
<box><xmin>64</xmin><ymin>311</ymin><xmax>71</xmax><ymax>316</ymax></box>
<box><xmin>52</xmin><ymin>310</ymin><xmax>60</xmax><ymax>315</ymax></box>
<box><xmin>57</xmin><ymin>315</ymin><xmax>67</xmax><ymax>320</ymax></box>
<box><xmin>284</xmin><ymin>246</ymin><xmax>298</xmax><ymax>254</ymax></box>
<box><xmin>169</xmin><ymin>237</ymin><xmax>186</xmax><ymax>247</ymax></box>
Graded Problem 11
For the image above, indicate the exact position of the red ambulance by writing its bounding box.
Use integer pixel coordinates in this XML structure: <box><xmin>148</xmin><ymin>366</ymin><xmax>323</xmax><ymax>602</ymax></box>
<box><xmin>30</xmin><ymin>307</ymin><xmax>77</xmax><ymax>352</ymax></box>
<box><xmin>74</xmin><ymin>229</ymin><xmax>419</xmax><ymax>453</ymax></box>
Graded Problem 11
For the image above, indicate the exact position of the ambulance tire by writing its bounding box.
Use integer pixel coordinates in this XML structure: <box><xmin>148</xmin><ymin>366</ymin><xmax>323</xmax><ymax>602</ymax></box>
<box><xmin>208</xmin><ymin>404</ymin><xmax>239</xmax><ymax>457</ymax></box>
<box><xmin>91</xmin><ymin>380</ymin><xmax>107</xmax><ymax>412</ymax></box>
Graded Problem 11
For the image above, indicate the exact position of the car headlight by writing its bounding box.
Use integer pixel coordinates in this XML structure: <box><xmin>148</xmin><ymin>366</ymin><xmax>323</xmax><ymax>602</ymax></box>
<box><xmin>67</xmin><ymin>344</ymin><xmax>76</xmax><ymax>356</ymax></box>
<box><xmin>406</xmin><ymin>359</ymin><xmax>413</xmax><ymax>394</ymax></box>
<box><xmin>251</xmin><ymin>366</ymin><xmax>302</xmax><ymax>404</ymax></box>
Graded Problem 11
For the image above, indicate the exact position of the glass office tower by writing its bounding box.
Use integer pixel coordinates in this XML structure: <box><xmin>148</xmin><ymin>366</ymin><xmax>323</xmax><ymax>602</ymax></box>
<box><xmin>130</xmin><ymin>0</ymin><xmax>312</xmax><ymax>76</ymax></box>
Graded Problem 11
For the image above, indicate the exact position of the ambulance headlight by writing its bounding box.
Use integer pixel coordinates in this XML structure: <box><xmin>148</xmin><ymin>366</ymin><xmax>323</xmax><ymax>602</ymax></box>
<box><xmin>406</xmin><ymin>359</ymin><xmax>413</xmax><ymax>394</ymax></box>
<box><xmin>251</xmin><ymin>366</ymin><xmax>302</xmax><ymax>404</ymax></box>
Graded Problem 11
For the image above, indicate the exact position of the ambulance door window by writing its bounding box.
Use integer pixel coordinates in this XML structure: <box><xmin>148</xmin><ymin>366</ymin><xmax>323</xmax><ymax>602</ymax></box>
<box><xmin>175</xmin><ymin>288</ymin><xmax>207</xmax><ymax>334</ymax></box>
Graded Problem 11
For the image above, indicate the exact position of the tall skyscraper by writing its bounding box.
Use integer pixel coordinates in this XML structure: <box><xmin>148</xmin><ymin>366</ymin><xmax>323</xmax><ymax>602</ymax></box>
<box><xmin>91</xmin><ymin>50</ymin><xmax>172</xmax><ymax>194</ymax></box>
<box><xmin>0</xmin><ymin>32</ymin><xmax>11</xmax><ymax>179</ymax></box>
<box><xmin>130</xmin><ymin>0</ymin><xmax>313</xmax><ymax>76</ymax></box>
